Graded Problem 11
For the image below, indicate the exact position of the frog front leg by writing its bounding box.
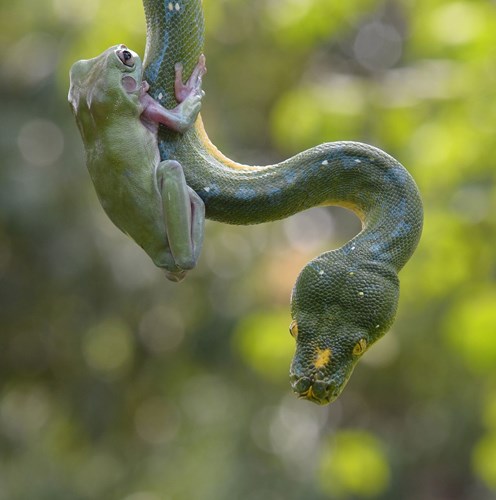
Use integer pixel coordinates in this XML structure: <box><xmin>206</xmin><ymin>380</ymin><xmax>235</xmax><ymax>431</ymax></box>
<box><xmin>156</xmin><ymin>160</ymin><xmax>205</xmax><ymax>282</ymax></box>
<box><xmin>141</xmin><ymin>54</ymin><xmax>206</xmax><ymax>133</ymax></box>
<box><xmin>141</xmin><ymin>55</ymin><xmax>207</xmax><ymax>281</ymax></box>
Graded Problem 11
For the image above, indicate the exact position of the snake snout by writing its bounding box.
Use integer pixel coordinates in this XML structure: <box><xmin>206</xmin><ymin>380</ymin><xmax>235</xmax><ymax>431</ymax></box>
<box><xmin>290</xmin><ymin>374</ymin><xmax>339</xmax><ymax>405</ymax></box>
<box><xmin>291</xmin><ymin>375</ymin><xmax>312</xmax><ymax>394</ymax></box>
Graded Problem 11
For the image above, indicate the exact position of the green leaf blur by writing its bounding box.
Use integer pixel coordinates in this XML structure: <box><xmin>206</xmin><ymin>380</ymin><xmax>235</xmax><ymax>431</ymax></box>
<box><xmin>1</xmin><ymin>0</ymin><xmax>496</xmax><ymax>498</ymax></box>
<box><xmin>318</xmin><ymin>431</ymin><xmax>391</xmax><ymax>497</ymax></box>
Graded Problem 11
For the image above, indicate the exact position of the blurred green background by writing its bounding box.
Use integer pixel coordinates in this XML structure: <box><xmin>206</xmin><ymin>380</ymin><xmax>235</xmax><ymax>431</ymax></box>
<box><xmin>1</xmin><ymin>0</ymin><xmax>496</xmax><ymax>498</ymax></box>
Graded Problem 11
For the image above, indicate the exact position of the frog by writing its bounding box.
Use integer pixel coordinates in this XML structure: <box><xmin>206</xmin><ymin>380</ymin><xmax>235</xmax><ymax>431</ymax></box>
<box><xmin>68</xmin><ymin>44</ymin><xmax>207</xmax><ymax>282</ymax></box>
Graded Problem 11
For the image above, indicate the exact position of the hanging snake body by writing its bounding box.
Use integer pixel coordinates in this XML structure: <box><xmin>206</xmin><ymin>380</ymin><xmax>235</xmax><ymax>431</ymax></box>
<box><xmin>142</xmin><ymin>0</ymin><xmax>423</xmax><ymax>404</ymax></box>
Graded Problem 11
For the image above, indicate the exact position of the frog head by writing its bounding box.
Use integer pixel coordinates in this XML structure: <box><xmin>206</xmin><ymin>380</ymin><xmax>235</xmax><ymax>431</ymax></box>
<box><xmin>68</xmin><ymin>44</ymin><xmax>148</xmax><ymax>130</ymax></box>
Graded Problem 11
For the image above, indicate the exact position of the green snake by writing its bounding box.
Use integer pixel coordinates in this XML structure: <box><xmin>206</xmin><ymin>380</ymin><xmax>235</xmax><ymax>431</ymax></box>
<box><xmin>142</xmin><ymin>0</ymin><xmax>423</xmax><ymax>404</ymax></box>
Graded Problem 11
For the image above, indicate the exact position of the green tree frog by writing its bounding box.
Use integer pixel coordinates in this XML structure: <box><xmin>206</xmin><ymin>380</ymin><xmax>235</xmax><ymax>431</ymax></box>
<box><xmin>68</xmin><ymin>44</ymin><xmax>206</xmax><ymax>282</ymax></box>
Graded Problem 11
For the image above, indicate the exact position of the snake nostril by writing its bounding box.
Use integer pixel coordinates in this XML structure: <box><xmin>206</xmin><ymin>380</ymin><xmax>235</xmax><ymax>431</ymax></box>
<box><xmin>311</xmin><ymin>380</ymin><xmax>330</xmax><ymax>399</ymax></box>
<box><xmin>291</xmin><ymin>376</ymin><xmax>312</xmax><ymax>394</ymax></box>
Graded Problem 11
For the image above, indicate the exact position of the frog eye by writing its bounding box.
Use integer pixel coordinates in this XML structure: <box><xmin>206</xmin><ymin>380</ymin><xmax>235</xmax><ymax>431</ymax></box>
<box><xmin>118</xmin><ymin>50</ymin><xmax>135</xmax><ymax>68</ymax></box>
<box><xmin>353</xmin><ymin>338</ymin><xmax>367</xmax><ymax>356</ymax></box>
<box><xmin>289</xmin><ymin>320</ymin><xmax>298</xmax><ymax>339</ymax></box>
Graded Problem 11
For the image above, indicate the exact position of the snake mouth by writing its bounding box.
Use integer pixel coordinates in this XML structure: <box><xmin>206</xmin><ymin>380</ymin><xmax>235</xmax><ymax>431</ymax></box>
<box><xmin>290</xmin><ymin>374</ymin><xmax>339</xmax><ymax>405</ymax></box>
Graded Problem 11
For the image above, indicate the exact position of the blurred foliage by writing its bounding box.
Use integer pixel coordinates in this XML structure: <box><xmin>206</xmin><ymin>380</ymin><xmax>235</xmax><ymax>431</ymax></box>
<box><xmin>1</xmin><ymin>0</ymin><xmax>496</xmax><ymax>499</ymax></box>
<box><xmin>318</xmin><ymin>430</ymin><xmax>391</xmax><ymax>497</ymax></box>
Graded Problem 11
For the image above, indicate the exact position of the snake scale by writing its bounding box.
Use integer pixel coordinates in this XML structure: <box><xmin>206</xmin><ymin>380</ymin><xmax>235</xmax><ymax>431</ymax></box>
<box><xmin>141</xmin><ymin>0</ymin><xmax>423</xmax><ymax>404</ymax></box>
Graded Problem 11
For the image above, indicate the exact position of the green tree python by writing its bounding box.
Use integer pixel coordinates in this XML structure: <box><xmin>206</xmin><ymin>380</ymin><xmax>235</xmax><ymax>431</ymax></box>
<box><xmin>70</xmin><ymin>0</ymin><xmax>423</xmax><ymax>405</ymax></box>
<box><xmin>142</xmin><ymin>0</ymin><xmax>423</xmax><ymax>404</ymax></box>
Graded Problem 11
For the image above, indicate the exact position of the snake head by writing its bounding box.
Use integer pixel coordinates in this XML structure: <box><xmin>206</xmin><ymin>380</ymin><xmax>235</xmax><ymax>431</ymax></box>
<box><xmin>289</xmin><ymin>256</ymin><xmax>400</xmax><ymax>405</ymax></box>
<box><xmin>288</xmin><ymin>318</ymin><xmax>370</xmax><ymax>405</ymax></box>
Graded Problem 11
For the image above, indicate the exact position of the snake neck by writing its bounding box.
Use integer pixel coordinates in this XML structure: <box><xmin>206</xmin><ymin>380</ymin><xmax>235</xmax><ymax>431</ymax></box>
<box><xmin>141</xmin><ymin>0</ymin><xmax>423</xmax><ymax>272</ymax></box>
<box><xmin>142</xmin><ymin>0</ymin><xmax>205</xmax><ymax>110</ymax></box>
<box><xmin>174</xmin><ymin>127</ymin><xmax>423</xmax><ymax>272</ymax></box>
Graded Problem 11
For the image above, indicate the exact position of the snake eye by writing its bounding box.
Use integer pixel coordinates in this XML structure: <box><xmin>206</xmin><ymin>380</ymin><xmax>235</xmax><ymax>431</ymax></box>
<box><xmin>353</xmin><ymin>338</ymin><xmax>367</xmax><ymax>356</ymax></box>
<box><xmin>289</xmin><ymin>320</ymin><xmax>299</xmax><ymax>339</ymax></box>
<box><xmin>118</xmin><ymin>49</ymin><xmax>135</xmax><ymax>67</ymax></box>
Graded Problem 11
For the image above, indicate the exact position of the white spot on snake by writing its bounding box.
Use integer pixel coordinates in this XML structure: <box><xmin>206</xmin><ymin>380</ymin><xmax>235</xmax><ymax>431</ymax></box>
<box><xmin>355</xmin><ymin>159</ymin><xmax>361</xmax><ymax>163</ymax></box>
<box><xmin>236</xmin><ymin>186</ymin><xmax>257</xmax><ymax>199</ymax></box>
<box><xmin>358</xmin><ymin>291</ymin><xmax>364</xmax><ymax>297</ymax></box>
<box><xmin>351</xmin><ymin>245</ymin><xmax>356</xmax><ymax>250</ymax></box>
<box><xmin>319</xmin><ymin>270</ymin><xmax>325</xmax><ymax>276</ymax></box>
<box><xmin>375</xmin><ymin>324</ymin><xmax>380</xmax><ymax>328</ymax></box>
<box><xmin>168</xmin><ymin>2</ymin><xmax>174</xmax><ymax>11</ymax></box>
<box><xmin>158</xmin><ymin>92</ymin><xmax>163</xmax><ymax>100</ymax></box>
<box><xmin>204</xmin><ymin>187</ymin><xmax>211</xmax><ymax>193</ymax></box>
<box><xmin>175</xmin><ymin>2</ymin><xmax>180</xmax><ymax>10</ymax></box>
<box><xmin>321</xmin><ymin>160</ymin><xmax>328</xmax><ymax>165</ymax></box>
<box><xmin>349</xmin><ymin>272</ymin><xmax>355</xmax><ymax>276</ymax></box>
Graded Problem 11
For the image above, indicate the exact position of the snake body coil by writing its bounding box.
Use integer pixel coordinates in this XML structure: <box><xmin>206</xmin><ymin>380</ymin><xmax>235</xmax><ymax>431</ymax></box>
<box><xmin>142</xmin><ymin>0</ymin><xmax>423</xmax><ymax>404</ymax></box>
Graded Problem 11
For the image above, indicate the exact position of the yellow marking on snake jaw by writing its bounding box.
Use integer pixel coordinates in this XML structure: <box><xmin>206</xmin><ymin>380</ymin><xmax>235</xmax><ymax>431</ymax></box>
<box><xmin>299</xmin><ymin>386</ymin><xmax>313</xmax><ymax>400</ymax></box>
<box><xmin>314</xmin><ymin>348</ymin><xmax>332</xmax><ymax>369</ymax></box>
<box><xmin>307</xmin><ymin>386</ymin><xmax>314</xmax><ymax>400</ymax></box>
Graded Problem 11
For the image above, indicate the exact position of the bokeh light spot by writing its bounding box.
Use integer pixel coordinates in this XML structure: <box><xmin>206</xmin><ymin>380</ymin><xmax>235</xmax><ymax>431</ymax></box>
<box><xmin>267</xmin><ymin>395</ymin><xmax>332</xmax><ymax>468</ymax></box>
<box><xmin>0</xmin><ymin>386</ymin><xmax>51</xmax><ymax>441</ymax></box>
<box><xmin>318</xmin><ymin>430</ymin><xmax>390</xmax><ymax>497</ymax></box>
<box><xmin>443</xmin><ymin>289</ymin><xmax>496</xmax><ymax>373</ymax></box>
<box><xmin>472</xmin><ymin>432</ymin><xmax>496</xmax><ymax>491</ymax></box>
<box><xmin>354</xmin><ymin>22</ymin><xmax>402</xmax><ymax>72</ymax></box>
<box><xmin>17</xmin><ymin>119</ymin><xmax>64</xmax><ymax>167</ymax></box>
<box><xmin>272</xmin><ymin>80</ymin><xmax>365</xmax><ymax>153</ymax></box>
<box><xmin>232</xmin><ymin>311</ymin><xmax>294</xmax><ymax>381</ymax></box>
<box><xmin>430</xmin><ymin>2</ymin><xmax>484</xmax><ymax>46</ymax></box>
<box><xmin>204</xmin><ymin>230</ymin><xmax>252</xmax><ymax>278</ymax></box>
<box><xmin>4</xmin><ymin>33</ymin><xmax>59</xmax><ymax>87</ymax></box>
<box><xmin>83</xmin><ymin>319</ymin><xmax>134</xmax><ymax>377</ymax></box>
<box><xmin>283</xmin><ymin>207</ymin><xmax>335</xmax><ymax>252</ymax></box>
<box><xmin>267</xmin><ymin>0</ymin><xmax>312</xmax><ymax>29</ymax></box>
<box><xmin>53</xmin><ymin>0</ymin><xmax>100</xmax><ymax>24</ymax></box>
<box><xmin>181</xmin><ymin>375</ymin><xmax>236</xmax><ymax>426</ymax></box>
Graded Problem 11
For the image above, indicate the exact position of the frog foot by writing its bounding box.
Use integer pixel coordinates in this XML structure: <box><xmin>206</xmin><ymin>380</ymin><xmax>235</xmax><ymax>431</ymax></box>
<box><xmin>174</xmin><ymin>54</ymin><xmax>206</xmax><ymax>103</ymax></box>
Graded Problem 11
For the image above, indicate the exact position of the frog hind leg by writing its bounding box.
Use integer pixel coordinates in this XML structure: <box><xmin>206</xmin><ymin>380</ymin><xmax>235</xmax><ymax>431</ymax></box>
<box><xmin>156</xmin><ymin>160</ymin><xmax>205</xmax><ymax>282</ymax></box>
